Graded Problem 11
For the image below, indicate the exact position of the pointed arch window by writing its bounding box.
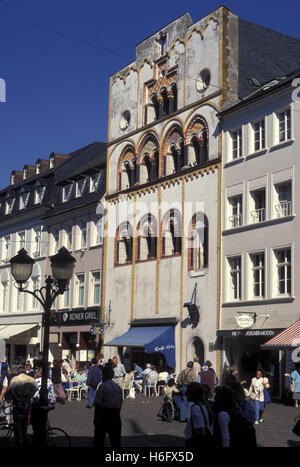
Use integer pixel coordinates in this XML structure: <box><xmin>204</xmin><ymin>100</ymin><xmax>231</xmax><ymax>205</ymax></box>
<box><xmin>188</xmin><ymin>213</ymin><xmax>209</xmax><ymax>271</ymax></box>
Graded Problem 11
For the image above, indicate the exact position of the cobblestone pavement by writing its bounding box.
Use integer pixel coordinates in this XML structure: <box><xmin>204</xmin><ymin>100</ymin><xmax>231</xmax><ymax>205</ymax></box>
<box><xmin>46</xmin><ymin>393</ymin><xmax>300</xmax><ymax>448</ymax></box>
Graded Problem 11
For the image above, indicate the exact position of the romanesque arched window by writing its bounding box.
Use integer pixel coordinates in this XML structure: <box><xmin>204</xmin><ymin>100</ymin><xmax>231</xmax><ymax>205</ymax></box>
<box><xmin>138</xmin><ymin>135</ymin><xmax>159</xmax><ymax>184</ymax></box>
<box><xmin>185</xmin><ymin>116</ymin><xmax>209</xmax><ymax>167</ymax></box>
<box><xmin>163</xmin><ymin>126</ymin><xmax>185</xmax><ymax>176</ymax></box>
<box><xmin>118</xmin><ymin>146</ymin><xmax>138</xmax><ymax>191</ymax></box>
<box><xmin>161</xmin><ymin>209</ymin><xmax>182</xmax><ymax>257</ymax></box>
<box><xmin>136</xmin><ymin>214</ymin><xmax>157</xmax><ymax>261</ymax></box>
<box><xmin>115</xmin><ymin>222</ymin><xmax>133</xmax><ymax>266</ymax></box>
<box><xmin>188</xmin><ymin>213</ymin><xmax>209</xmax><ymax>271</ymax></box>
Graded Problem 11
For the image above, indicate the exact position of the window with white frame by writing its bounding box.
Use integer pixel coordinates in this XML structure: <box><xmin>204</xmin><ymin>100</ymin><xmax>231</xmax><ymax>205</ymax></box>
<box><xmin>31</xmin><ymin>277</ymin><xmax>40</xmax><ymax>309</ymax></box>
<box><xmin>51</xmin><ymin>229</ymin><xmax>59</xmax><ymax>255</ymax></box>
<box><xmin>49</xmin><ymin>156</ymin><xmax>55</xmax><ymax>169</ymax></box>
<box><xmin>252</xmin><ymin>119</ymin><xmax>265</xmax><ymax>152</ymax></box>
<box><xmin>91</xmin><ymin>270</ymin><xmax>101</xmax><ymax>305</ymax></box>
<box><xmin>23</xmin><ymin>168</ymin><xmax>28</xmax><ymax>180</ymax></box>
<box><xmin>36</xmin><ymin>162</ymin><xmax>41</xmax><ymax>175</ymax></box>
<box><xmin>250</xmin><ymin>252</ymin><xmax>265</xmax><ymax>298</ymax></box>
<box><xmin>16</xmin><ymin>289</ymin><xmax>23</xmax><ymax>311</ymax></box>
<box><xmin>250</xmin><ymin>188</ymin><xmax>266</xmax><ymax>223</ymax></box>
<box><xmin>3</xmin><ymin>236</ymin><xmax>11</xmax><ymax>262</ymax></box>
<box><xmin>64</xmin><ymin>286</ymin><xmax>70</xmax><ymax>308</ymax></box>
<box><xmin>231</xmin><ymin>128</ymin><xmax>242</xmax><ymax>159</ymax></box>
<box><xmin>274</xmin><ymin>181</ymin><xmax>292</xmax><ymax>218</ymax></box>
<box><xmin>75</xmin><ymin>273</ymin><xmax>85</xmax><ymax>307</ymax></box>
<box><xmin>5</xmin><ymin>199</ymin><xmax>15</xmax><ymax>215</ymax></box>
<box><xmin>33</xmin><ymin>228</ymin><xmax>41</xmax><ymax>257</ymax></box>
<box><xmin>274</xmin><ymin>248</ymin><xmax>291</xmax><ymax>296</ymax></box>
<box><xmin>227</xmin><ymin>256</ymin><xmax>241</xmax><ymax>301</ymax></box>
<box><xmin>91</xmin><ymin>217</ymin><xmax>104</xmax><ymax>246</ymax></box>
<box><xmin>18</xmin><ymin>231</ymin><xmax>25</xmax><ymax>250</ymax></box>
<box><xmin>62</xmin><ymin>184</ymin><xmax>72</xmax><ymax>202</ymax></box>
<box><xmin>277</xmin><ymin>108</ymin><xmax>291</xmax><ymax>143</ymax></box>
<box><xmin>2</xmin><ymin>281</ymin><xmax>8</xmax><ymax>311</ymax></box>
<box><xmin>19</xmin><ymin>192</ymin><xmax>29</xmax><ymax>210</ymax></box>
<box><xmin>64</xmin><ymin>226</ymin><xmax>72</xmax><ymax>251</ymax></box>
<box><xmin>75</xmin><ymin>178</ymin><xmax>85</xmax><ymax>198</ymax></box>
<box><xmin>228</xmin><ymin>195</ymin><xmax>243</xmax><ymax>228</ymax></box>
<box><xmin>34</xmin><ymin>186</ymin><xmax>45</xmax><ymax>205</ymax></box>
<box><xmin>89</xmin><ymin>173</ymin><xmax>100</xmax><ymax>193</ymax></box>
<box><xmin>80</xmin><ymin>223</ymin><xmax>87</xmax><ymax>249</ymax></box>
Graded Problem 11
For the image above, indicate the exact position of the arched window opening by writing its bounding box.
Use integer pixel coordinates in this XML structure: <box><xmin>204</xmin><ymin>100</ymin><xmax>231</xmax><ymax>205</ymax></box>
<box><xmin>137</xmin><ymin>214</ymin><xmax>157</xmax><ymax>261</ymax></box>
<box><xmin>188</xmin><ymin>213</ymin><xmax>209</xmax><ymax>271</ymax></box>
<box><xmin>152</xmin><ymin>94</ymin><xmax>160</xmax><ymax>121</ymax></box>
<box><xmin>115</xmin><ymin>223</ymin><xmax>133</xmax><ymax>265</ymax></box>
<box><xmin>162</xmin><ymin>210</ymin><xmax>182</xmax><ymax>257</ymax></box>
<box><xmin>171</xmin><ymin>84</ymin><xmax>177</xmax><ymax>113</ymax></box>
<box><xmin>161</xmin><ymin>89</ymin><xmax>169</xmax><ymax>117</ymax></box>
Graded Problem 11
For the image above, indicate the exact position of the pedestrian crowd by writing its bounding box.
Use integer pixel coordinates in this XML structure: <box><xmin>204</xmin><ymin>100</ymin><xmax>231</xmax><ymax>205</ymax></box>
<box><xmin>1</xmin><ymin>354</ymin><xmax>300</xmax><ymax>449</ymax></box>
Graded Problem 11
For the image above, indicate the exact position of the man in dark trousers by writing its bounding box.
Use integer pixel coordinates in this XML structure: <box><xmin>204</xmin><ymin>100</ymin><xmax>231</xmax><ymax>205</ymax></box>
<box><xmin>93</xmin><ymin>365</ymin><xmax>123</xmax><ymax>448</ymax></box>
<box><xmin>86</xmin><ymin>358</ymin><xmax>102</xmax><ymax>408</ymax></box>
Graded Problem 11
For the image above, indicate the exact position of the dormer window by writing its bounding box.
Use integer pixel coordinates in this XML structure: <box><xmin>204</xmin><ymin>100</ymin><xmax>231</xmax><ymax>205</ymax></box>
<box><xmin>89</xmin><ymin>174</ymin><xmax>100</xmax><ymax>193</ymax></box>
<box><xmin>75</xmin><ymin>178</ymin><xmax>86</xmax><ymax>198</ymax></box>
<box><xmin>10</xmin><ymin>173</ymin><xmax>16</xmax><ymax>185</ymax></box>
<box><xmin>19</xmin><ymin>192</ymin><xmax>29</xmax><ymax>210</ymax></box>
<box><xmin>34</xmin><ymin>186</ymin><xmax>45</xmax><ymax>205</ymax></box>
<box><xmin>5</xmin><ymin>198</ymin><xmax>15</xmax><ymax>215</ymax></box>
<box><xmin>62</xmin><ymin>183</ymin><xmax>72</xmax><ymax>202</ymax></box>
<box><xmin>49</xmin><ymin>155</ymin><xmax>55</xmax><ymax>169</ymax></box>
<box><xmin>23</xmin><ymin>167</ymin><xmax>28</xmax><ymax>180</ymax></box>
<box><xmin>36</xmin><ymin>161</ymin><xmax>41</xmax><ymax>175</ymax></box>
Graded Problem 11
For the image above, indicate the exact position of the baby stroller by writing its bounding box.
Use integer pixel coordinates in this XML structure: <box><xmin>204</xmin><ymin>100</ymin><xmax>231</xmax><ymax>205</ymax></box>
<box><xmin>157</xmin><ymin>396</ymin><xmax>180</xmax><ymax>423</ymax></box>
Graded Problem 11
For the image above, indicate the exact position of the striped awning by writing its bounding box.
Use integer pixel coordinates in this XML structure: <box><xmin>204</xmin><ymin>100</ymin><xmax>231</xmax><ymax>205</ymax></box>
<box><xmin>261</xmin><ymin>320</ymin><xmax>300</xmax><ymax>349</ymax></box>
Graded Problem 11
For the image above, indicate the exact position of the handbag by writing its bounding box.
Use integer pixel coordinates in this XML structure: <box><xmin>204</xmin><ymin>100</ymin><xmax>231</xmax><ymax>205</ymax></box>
<box><xmin>292</xmin><ymin>415</ymin><xmax>300</xmax><ymax>437</ymax></box>
<box><xmin>290</xmin><ymin>380</ymin><xmax>295</xmax><ymax>393</ymax></box>
<box><xmin>185</xmin><ymin>403</ymin><xmax>215</xmax><ymax>448</ymax></box>
<box><xmin>263</xmin><ymin>388</ymin><xmax>271</xmax><ymax>403</ymax></box>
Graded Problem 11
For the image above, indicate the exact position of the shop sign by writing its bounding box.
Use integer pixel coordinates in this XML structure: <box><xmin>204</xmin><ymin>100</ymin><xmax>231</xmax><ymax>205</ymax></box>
<box><xmin>53</xmin><ymin>309</ymin><xmax>100</xmax><ymax>326</ymax></box>
<box><xmin>217</xmin><ymin>329</ymin><xmax>285</xmax><ymax>338</ymax></box>
<box><xmin>235</xmin><ymin>313</ymin><xmax>255</xmax><ymax>329</ymax></box>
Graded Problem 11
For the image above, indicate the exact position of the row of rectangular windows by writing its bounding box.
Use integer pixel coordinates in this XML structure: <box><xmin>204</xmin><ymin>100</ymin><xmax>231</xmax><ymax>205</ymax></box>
<box><xmin>226</xmin><ymin>248</ymin><xmax>291</xmax><ymax>302</ymax></box>
<box><xmin>228</xmin><ymin>108</ymin><xmax>292</xmax><ymax>161</ymax></box>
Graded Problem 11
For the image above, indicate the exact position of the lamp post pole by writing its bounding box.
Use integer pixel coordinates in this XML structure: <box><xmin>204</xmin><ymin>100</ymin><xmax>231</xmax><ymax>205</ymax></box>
<box><xmin>10</xmin><ymin>247</ymin><xmax>76</xmax><ymax>446</ymax></box>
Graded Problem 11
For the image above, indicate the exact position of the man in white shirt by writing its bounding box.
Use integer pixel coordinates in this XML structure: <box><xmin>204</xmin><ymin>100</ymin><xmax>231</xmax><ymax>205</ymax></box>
<box><xmin>93</xmin><ymin>365</ymin><xmax>123</xmax><ymax>448</ymax></box>
<box><xmin>112</xmin><ymin>356</ymin><xmax>126</xmax><ymax>389</ymax></box>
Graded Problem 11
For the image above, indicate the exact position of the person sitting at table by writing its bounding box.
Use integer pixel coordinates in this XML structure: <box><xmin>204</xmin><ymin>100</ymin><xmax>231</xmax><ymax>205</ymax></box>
<box><xmin>76</xmin><ymin>368</ymin><xmax>87</xmax><ymax>385</ymax></box>
<box><xmin>61</xmin><ymin>369</ymin><xmax>70</xmax><ymax>392</ymax></box>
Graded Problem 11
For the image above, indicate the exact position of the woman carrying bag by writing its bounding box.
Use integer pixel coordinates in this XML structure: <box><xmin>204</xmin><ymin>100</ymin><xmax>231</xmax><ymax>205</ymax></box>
<box><xmin>248</xmin><ymin>368</ymin><xmax>270</xmax><ymax>425</ymax></box>
<box><xmin>290</xmin><ymin>362</ymin><xmax>300</xmax><ymax>408</ymax></box>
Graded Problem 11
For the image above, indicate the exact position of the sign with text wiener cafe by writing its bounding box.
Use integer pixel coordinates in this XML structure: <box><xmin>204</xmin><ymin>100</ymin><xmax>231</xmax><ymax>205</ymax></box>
<box><xmin>50</xmin><ymin>308</ymin><xmax>100</xmax><ymax>326</ymax></box>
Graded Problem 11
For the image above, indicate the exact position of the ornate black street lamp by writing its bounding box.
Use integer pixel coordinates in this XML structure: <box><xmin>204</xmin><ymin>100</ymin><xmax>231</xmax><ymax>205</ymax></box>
<box><xmin>10</xmin><ymin>247</ymin><xmax>76</xmax><ymax>444</ymax></box>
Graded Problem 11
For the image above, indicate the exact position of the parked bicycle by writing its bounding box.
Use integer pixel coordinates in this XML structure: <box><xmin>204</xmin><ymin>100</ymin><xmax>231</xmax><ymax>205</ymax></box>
<box><xmin>0</xmin><ymin>403</ymin><xmax>71</xmax><ymax>447</ymax></box>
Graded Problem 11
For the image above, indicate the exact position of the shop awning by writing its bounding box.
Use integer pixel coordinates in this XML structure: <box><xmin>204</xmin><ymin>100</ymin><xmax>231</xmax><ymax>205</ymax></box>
<box><xmin>261</xmin><ymin>320</ymin><xmax>300</xmax><ymax>349</ymax></box>
<box><xmin>0</xmin><ymin>324</ymin><xmax>38</xmax><ymax>340</ymax></box>
<box><xmin>104</xmin><ymin>326</ymin><xmax>175</xmax><ymax>368</ymax></box>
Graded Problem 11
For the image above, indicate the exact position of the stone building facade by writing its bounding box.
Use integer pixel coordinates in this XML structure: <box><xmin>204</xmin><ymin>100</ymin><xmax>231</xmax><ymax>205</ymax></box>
<box><xmin>102</xmin><ymin>6</ymin><xmax>300</xmax><ymax>375</ymax></box>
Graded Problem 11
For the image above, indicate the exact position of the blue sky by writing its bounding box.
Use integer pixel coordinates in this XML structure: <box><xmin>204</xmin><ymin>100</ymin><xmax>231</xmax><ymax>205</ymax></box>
<box><xmin>0</xmin><ymin>0</ymin><xmax>299</xmax><ymax>188</ymax></box>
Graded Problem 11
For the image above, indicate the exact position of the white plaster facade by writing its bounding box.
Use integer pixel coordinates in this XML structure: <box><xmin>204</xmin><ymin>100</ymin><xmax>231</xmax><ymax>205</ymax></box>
<box><xmin>220</xmin><ymin>75</ymin><xmax>300</xmax><ymax>396</ymax></box>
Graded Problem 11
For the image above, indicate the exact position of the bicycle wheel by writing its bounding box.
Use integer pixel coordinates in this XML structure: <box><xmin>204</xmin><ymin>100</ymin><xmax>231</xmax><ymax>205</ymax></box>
<box><xmin>0</xmin><ymin>422</ymin><xmax>14</xmax><ymax>447</ymax></box>
<box><xmin>46</xmin><ymin>427</ymin><xmax>71</xmax><ymax>447</ymax></box>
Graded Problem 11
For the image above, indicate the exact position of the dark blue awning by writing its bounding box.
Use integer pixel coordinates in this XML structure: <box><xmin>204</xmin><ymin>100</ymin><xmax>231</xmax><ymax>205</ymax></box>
<box><xmin>104</xmin><ymin>326</ymin><xmax>175</xmax><ymax>368</ymax></box>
